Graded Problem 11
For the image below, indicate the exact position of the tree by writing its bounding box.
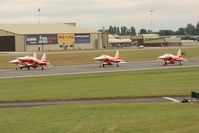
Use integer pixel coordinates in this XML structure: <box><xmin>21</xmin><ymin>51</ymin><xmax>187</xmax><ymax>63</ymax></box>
<box><xmin>130</xmin><ymin>26</ymin><xmax>136</xmax><ymax>35</ymax></box>
<box><xmin>116</xmin><ymin>27</ymin><xmax>120</xmax><ymax>35</ymax></box>
<box><xmin>108</xmin><ymin>26</ymin><xmax>113</xmax><ymax>34</ymax></box>
<box><xmin>185</xmin><ymin>23</ymin><xmax>196</xmax><ymax>35</ymax></box>
<box><xmin>104</xmin><ymin>22</ymin><xmax>199</xmax><ymax>36</ymax></box>
<box><xmin>158</xmin><ymin>30</ymin><xmax>175</xmax><ymax>36</ymax></box>
<box><xmin>140</xmin><ymin>29</ymin><xmax>147</xmax><ymax>34</ymax></box>
<box><xmin>176</xmin><ymin>27</ymin><xmax>185</xmax><ymax>35</ymax></box>
<box><xmin>120</xmin><ymin>26</ymin><xmax>126</xmax><ymax>35</ymax></box>
<box><xmin>113</xmin><ymin>26</ymin><xmax>117</xmax><ymax>34</ymax></box>
<box><xmin>196</xmin><ymin>22</ymin><xmax>199</xmax><ymax>35</ymax></box>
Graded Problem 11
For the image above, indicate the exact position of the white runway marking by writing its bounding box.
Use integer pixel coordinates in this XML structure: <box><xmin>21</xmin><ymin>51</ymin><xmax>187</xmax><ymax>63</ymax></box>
<box><xmin>163</xmin><ymin>97</ymin><xmax>180</xmax><ymax>103</ymax></box>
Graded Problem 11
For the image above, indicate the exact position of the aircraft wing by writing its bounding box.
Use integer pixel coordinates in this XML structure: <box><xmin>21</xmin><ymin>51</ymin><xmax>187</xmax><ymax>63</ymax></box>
<box><xmin>94</xmin><ymin>55</ymin><xmax>113</xmax><ymax>62</ymax></box>
<box><xmin>18</xmin><ymin>57</ymin><xmax>35</xmax><ymax>63</ymax></box>
<box><xmin>158</xmin><ymin>54</ymin><xmax>175</xmax><ymax>60</ymax></box>
<box><xmin>112</xmin><ymin>58</ymin><xmax>126</xmax><ymax>63</ymax></box>
<box><xmin>36</xmin><ymin>61</ymin><xmax>49</xmax><ymax>65</ymax></box>
<box><xmin>172</xmin><ymin>56</ymin><xmax>184</xmax><ymax>61</ymax></box>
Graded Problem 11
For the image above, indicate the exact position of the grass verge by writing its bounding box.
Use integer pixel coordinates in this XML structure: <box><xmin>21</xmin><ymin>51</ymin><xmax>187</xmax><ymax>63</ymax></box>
<box><xmin>0</xmin><ymin>67</ymin><xmax>199</xmax><ymax>101</ymax></box>
<box><xmin>0</xmin><ymin>102</ymin><xmax>199</xmax><ymax>133</ymax></box>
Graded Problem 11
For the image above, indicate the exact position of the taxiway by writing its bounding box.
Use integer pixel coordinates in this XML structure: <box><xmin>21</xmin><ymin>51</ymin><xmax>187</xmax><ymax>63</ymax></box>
<box><xmin>0</xmin><ymin>58</ymin><xmax>199</xmax><ymax>79</ymax></box>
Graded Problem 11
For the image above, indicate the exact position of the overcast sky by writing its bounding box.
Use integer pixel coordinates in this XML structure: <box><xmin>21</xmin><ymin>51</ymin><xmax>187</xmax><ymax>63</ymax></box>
<box><xmin>0</xmin><ymin>0</ymin><xmax>198</xmax><ymax>32</ymax></box>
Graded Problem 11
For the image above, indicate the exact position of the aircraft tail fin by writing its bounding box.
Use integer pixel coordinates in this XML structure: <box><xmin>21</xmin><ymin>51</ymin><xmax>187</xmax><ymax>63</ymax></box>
<box><xmin>177</xmin><ymin>49</ymin><xmax>182</xmax><ymax>57</ymax></box>
<box><xmin>41</xmin><ymin>53</ymin><xmax>47</xmax><ymax>61</ymax></box>
<box><xmin>33</xmin><ymin>52</ymin><xmax>37</xmax><ymax>59</ymax></box>
<box><xmin>114</xmin><ymin>50</ymin><xmax>120</xmax><ymax>59</ymax></box>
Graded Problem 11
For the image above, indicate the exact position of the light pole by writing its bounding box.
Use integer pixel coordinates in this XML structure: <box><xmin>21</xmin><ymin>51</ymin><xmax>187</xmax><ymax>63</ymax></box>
<box><xmin>38</xmin><ymin>8</ymin><xmax>41</xmax><ymax>24</ymax></box>
<box><xmin>149</xmin><ymin>9</ymin><xmax>153</xmax><ymax>33</ymax></box>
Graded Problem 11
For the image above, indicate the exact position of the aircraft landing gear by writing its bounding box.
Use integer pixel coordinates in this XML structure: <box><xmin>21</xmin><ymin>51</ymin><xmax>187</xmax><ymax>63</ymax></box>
<box><xmin>20</xmin><ymin>67</ymin><xmax>22</xmax><ymax>70</ymax></box>
<box><xmin>117</xmin><ymin>64</ymin><xmax>119</xmax><ymax>67</ymax></box>
<box><xmin>179</xmin><ymin>62</ymin><xmax>182</xmax><ymax>66</ymax></box>
<box><xmin>99</xmin><ymin>64</ymin><xmax>105</xmax><ymax>68</ymax></box>
<box><xmin>28</xmin><ymin>67</ymin><xmax>30</xmax><ymax>70</ymax></box>
<box><xmin>42</xmin><ymin>66</ymin><xmax>44</xmax><ymax>70</ymax></box>
<box><xmin>163</xmin><ymin>62</ymin><xmax>167</xmax><ymax>66</ymax></box>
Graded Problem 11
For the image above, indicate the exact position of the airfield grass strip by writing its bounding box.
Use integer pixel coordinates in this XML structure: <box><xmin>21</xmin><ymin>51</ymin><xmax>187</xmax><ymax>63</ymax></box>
<box><xmin>0</xmin><ymin>102</ymin><xmax>199</xmax><ymax>133</ymax></box>
<box><xmin>0</xmin><ymin>67</ymin><xmax>199</xmax><ymax>101</ymax></box>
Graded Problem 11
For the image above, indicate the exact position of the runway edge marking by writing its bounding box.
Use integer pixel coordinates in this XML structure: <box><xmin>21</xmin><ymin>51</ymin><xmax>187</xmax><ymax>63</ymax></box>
<box><xmin>163</xmin><ymin>97</ymin><xmax>180</xmax><ymax>103</ymax></box>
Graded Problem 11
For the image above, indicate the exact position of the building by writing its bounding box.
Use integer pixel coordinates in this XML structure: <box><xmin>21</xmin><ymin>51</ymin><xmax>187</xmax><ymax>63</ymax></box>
<box><xmin>0</xmin><ymin>23</ymin><xmax>102</xmax><ymax>51</ymax></box>
<box><xmin>132</xmin><ymin>34</ymin><xmax>181</xmax><ymax>47</ymax></box>
<box><xmin>109</xmin><ymin>35</ymin><xmax>132</xmax><ymax>47</ymax></box>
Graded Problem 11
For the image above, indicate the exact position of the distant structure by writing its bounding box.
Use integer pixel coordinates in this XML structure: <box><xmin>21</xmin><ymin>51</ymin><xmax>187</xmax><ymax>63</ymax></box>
<box><xmin>109</xmin><ymin>35</ymin><xmax>132</xmax><ymax>47</ymax></box>
<box><xmin>107</xmin><ymin>34</ymin><xmax>182</xmax><ymax>48</ymax></box>
<box><xmin>0</xmin><ymin>23</ymin><xmax>103</xmax><ymax>51</ymax></box>
<box><xmin>131</xmin><ymin>34</ymin><xmax>181</xmax><ymax>47</ymax></box>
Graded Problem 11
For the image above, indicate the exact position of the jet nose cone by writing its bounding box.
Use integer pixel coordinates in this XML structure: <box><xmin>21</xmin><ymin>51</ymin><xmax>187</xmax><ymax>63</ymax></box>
<box><xmin>9</xmin><ymin>59</ymin><xmax>19</xmax><ymax>63</ymax></box>
<box><xmin>94</xmin><ymin>56</ymin><xmax>100</xmax><ymax>60</ymax></box>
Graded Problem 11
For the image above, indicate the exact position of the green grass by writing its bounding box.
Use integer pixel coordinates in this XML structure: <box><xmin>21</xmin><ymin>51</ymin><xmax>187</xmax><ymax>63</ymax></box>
<box><xmin>1</xmin><ymin>47</ymin><xmax>199</xmax><ymax>69</ymax></box>
<box><xmin>0</xmin><ymin>67</ymin><xmax>199</xmax><ymax>101</ymax></box>
<box><xmin>0</xmin><ymin>102</ymin><xmax>199</xmax><ymax>133</ymax></box>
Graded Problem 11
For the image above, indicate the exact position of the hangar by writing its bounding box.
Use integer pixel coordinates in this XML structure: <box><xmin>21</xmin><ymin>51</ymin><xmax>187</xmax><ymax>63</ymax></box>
<box><xmin>0</xmin><ymin>23</ymin><xmax>103</xmax><ymax>51</ymax></box>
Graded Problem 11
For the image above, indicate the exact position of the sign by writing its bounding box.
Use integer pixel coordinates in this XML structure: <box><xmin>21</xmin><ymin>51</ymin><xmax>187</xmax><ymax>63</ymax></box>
<box><xmin>58</xmin><ymin>34</ymin><xmax>75</xmax><ymax>43</ymax></box>
<box><xmin>26</xmin><ymin>34</ymin><xmax>58</xmax><ymax>45</ymax></box>
<box><xmin>26</xmin><ymin>35</ymin><xmax>37</xmax><ymax>44</ymax></box>
<box><xmin>75</xmin><ymin>34</ymin><xmax>90</xmax><ymax>44</ymax></box>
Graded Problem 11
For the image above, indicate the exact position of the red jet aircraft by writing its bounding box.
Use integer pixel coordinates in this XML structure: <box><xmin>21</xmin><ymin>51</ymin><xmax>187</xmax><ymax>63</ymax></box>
<box><xmin>158</xmin><ymin>49</ymin><xmax>184</xmax><ymax>66</ymax></box>
<box><xmin>9</xmin><ymin>53</ymin><xmax>49</xmax><ymax>70</ymax></box>
<box><xmin>94</xmin><ymin>50</ymin><xmax>126</xmax><ymax>67</ymax></box>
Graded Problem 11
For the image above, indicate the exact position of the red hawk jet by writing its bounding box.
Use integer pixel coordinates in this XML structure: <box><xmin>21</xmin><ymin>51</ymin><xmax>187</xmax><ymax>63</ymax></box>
<box><xmin>94</xmin><ymin>50</ymin><xmax>126</xmax><ymax>67</ymax></box>
<box><xmin>9</xmin><ymin>53</ymin><xmax>49</xmax><ymax>70</ymax></box>
<box><xmin>158</xmin><ymin>49</ymin><xmax>184</xmax><ymax>66</ymax></box>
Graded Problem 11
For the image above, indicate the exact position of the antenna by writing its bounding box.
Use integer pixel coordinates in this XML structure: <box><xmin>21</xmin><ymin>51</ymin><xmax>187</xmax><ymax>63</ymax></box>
<box><xmin>38</xmin><ymin>8</ymin><xmax>41</xmax><ymax>24</ymax></box>
<box><xmin>149</xmin><ymin>9</ymin><xmax>154</xmax><ymax>33</ymax></box>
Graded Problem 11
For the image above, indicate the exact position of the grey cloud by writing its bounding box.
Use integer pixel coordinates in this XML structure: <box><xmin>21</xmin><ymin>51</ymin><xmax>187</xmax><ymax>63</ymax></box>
<box><xmin>0</xmin><ymin>0</ymin><xmax>198</xmax><ymax>31</ymax></box>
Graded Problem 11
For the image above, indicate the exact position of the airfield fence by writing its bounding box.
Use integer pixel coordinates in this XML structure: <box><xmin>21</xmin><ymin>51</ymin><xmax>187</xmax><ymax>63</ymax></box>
<box><xmin>191</xmin><ymin>92</ymin><xmax>199</xmax><ymax>102</ymax></box>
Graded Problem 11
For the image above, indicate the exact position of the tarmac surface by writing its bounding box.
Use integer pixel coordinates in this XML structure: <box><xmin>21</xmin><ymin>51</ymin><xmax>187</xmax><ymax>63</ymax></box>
<box><xmin>0</xmin><ymin>58</ymin><xmax>199</xmax><ymax>79</ymax></box>
<box><xmin>0</xmin><ymin>96</ymin><xmax>190</xmax><ymax>108</ymax></box>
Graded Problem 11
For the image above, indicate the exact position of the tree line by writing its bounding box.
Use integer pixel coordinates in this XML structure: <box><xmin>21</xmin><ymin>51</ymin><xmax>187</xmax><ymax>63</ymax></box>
<box><xmin>99</xmin><ymin>22</ymin><xmax>199</xmax><ymax>36</ymax></box>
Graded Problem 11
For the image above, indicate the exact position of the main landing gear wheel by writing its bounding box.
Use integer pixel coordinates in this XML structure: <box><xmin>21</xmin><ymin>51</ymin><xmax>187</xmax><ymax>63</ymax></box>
<box><xmin>102</xmin><ymin>64</ymin><xmax>105</xmax><ymax>68</ymax></box>
<box><xmin>117</xmin><ymin>64</ymin><xmax>119</xmax><ymax>67</ymax></box>
<box><xmin>179</xmin><ymin>62</ymin><xmax>182</xmax><ymax>66</ymax></box>
<box><xmin>42</xmin><ymin>66</ymin><xmax>44</xmax><ymax>70</ymax></box>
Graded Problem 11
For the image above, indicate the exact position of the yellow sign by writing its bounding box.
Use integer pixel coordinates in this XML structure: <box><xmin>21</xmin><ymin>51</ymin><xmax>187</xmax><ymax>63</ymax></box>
<box><xmin>58</xmin><ymin>34</ymin><xmax>75</xmax><ymax>43</ymax></box>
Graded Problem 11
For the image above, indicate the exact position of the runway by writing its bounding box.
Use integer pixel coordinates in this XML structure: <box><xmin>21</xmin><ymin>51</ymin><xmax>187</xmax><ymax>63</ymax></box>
<box><xmin>0</xmin><ymin>96</ymin><xmax>189</xmax><ymax>108</ymax></box>
<box><xmin>0</xmin><ymin>58</ymin><xmax>199</xmax><ymax>79</ymax></box>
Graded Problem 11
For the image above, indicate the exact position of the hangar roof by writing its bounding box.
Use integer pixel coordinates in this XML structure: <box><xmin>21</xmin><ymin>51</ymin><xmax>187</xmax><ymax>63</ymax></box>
<box><xmin>0</xmin><ymin>24</ymin><xmax>100</xmax><ymax>34</ymax></box>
